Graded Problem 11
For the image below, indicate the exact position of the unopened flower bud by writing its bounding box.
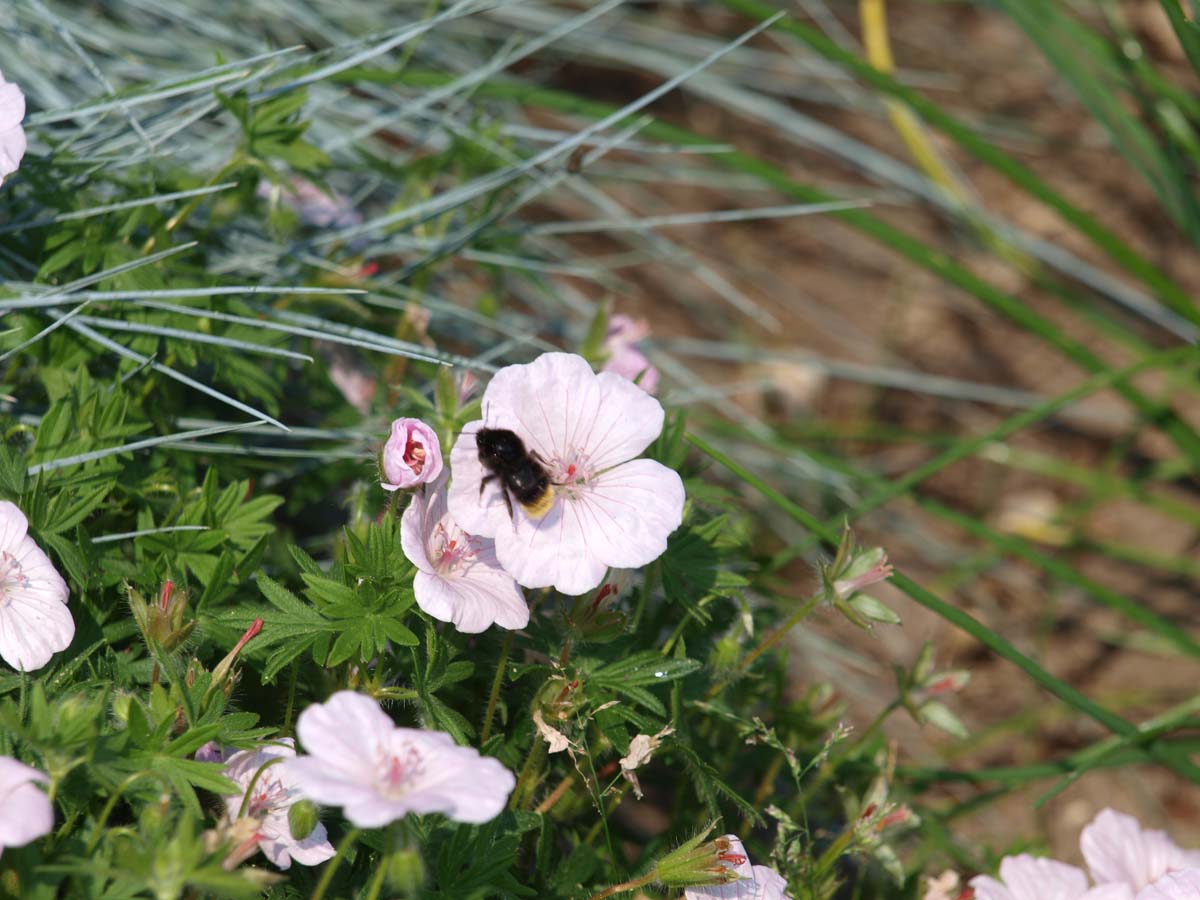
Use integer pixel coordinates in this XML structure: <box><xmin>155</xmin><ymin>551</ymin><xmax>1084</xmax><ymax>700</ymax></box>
<box><xmin>651</xmin><ymin>826</ymin><xmax>737</xmax><ymax>887</ymax></box>
<box><xmin>387</xmin><ymin>848</ymin><xmax>426</xmax><ymax>892</ymax></box>
<box><xmin>288</xmin><ymin>799</ymin><xmax>320</xmax><ymax>841</ymax></box>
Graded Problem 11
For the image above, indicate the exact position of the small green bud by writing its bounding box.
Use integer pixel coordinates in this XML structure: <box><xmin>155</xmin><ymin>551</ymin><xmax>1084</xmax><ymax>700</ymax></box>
<box><xmin>387</xmin><ymin>848</ymin><xmax>426</xmax><ymax>892</ymax></box>
<box><xmin>288</xmin><ymin>800</ymin><xmax>320</xmax><ymax>841</ymax></box>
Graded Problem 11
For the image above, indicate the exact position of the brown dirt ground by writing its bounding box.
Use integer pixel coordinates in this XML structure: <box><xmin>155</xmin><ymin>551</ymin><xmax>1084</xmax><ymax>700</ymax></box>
<box><xmin>523</xmin><ymin>0</ymin><xmax>1200</xmax><ymax>872</ymax></box>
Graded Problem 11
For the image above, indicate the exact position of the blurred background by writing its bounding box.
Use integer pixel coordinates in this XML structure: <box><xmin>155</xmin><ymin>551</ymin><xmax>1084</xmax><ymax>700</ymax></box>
<box><xmin>5</xmin><ymin>0</ymin><xmax>1200</xmax><ymax>874</ymax></box>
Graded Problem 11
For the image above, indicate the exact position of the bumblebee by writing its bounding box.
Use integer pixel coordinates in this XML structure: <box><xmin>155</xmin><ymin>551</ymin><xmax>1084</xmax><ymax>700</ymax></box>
<box><xmin>476</xmin><ymin>427</ymin><xmax>556</xmax><ymax>520</ymax></box>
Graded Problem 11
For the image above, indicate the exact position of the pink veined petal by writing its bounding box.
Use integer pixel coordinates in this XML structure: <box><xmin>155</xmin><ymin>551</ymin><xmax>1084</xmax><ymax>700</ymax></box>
<box><xmin>493</xmin><ymin>458</ymin><xmax>684</xmax><ymax>595</ymax></box>
<box><xmin>399</xmin><ymin>489</ymin><xmax>434</xmax><ymax>573</ymax></box>
<box><xmin>414</xmin><ymin>561</ymin><xmax>527</xmax><ymax>634</ymax></box>
<box><xmin>0</xmin><ymin>502</ymin><xmax>29</xmax><ymax>552</ymax></box>
<box><xmin>1135</xmin><ymin>870</ymin><xmax>1200</xmax><ymax>900</ymax></box>
<box><xmin>259</xmin><ymin>813</ymin><xmax>335</xmax><ymax>869</ymax></box>
<box><xmin>294</xmin><ymin>691</ymin><xmax>399</xmax><ymax>777</ymax></box>
<box><xmin>0</xmin><ymin>123</ymin><xmax>24</xmax><ymax>182</ymax></box>
<box><xmin>991</xmin><ymin>855</ymin><xmax>1092</xmax><ymax>900</ymax></box>
<box><xmin>0</xmin><ymin>82</ymin><xmax>25</xmax><ymax>133</ymax></box>
<box><xmin>400</xmin><ymin>737</ymin><xmax>514</xmax><ymax>824</ymax></box>
<box><xmin>0</xmin><ymin>780</ymin><xmax>53</xmax><ymax>849</ymax></box>
<box><xmin>0</xmin><ymin>580</ymin><xmax>75</xmax><ymax>672</ymax></box>
<box><xmin>1082</xmin><ymin>810</ymin><xmax>1200</xmax><ymax>891</ymax></box>
<box><xmin>969</xmin><ymin>876</ymin><xmax>1019</xmax><ymax>900</ymax></box>
<box><xmin>283</xmin><ymin>757</ymin><xmax>387</xmax><ymax>809</ymax></box>
<box><xmin>13</xmin><ymin>535</ymin><xmax>68</xmax><ymax>604</ymax></box>
<box><xmin>338</xmin><ymin>793</ymin><xmax>413</xmax><ymax>829</ymax></box>
<box><xmin>493</xmin><ymin>498</ymin><xmax>610</xmax><ymax>596</ymax></box>
<box><xmin>446</xmin><ymin>422</ymin><xmax>507</xmax><ymax>538</ymax></box>
<box><xmin>1082</xmin><ymin>887</ymin><xmax>1136</xmax><ymax>900</ymax></box>
<box><xmin>482</xmin><ymin>354</ymin><xmax>665</xmax><ymax>474</ymax></box>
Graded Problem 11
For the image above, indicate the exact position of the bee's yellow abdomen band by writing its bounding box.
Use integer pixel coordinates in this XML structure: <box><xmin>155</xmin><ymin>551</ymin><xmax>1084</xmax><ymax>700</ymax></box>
<box><xmin>522</xmin><ymin>486</ymin><xmax>555</xmax><ymax>520</ymax></box>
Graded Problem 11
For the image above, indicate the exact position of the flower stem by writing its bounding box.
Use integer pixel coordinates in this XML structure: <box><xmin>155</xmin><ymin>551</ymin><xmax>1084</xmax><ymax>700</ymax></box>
<box><xmin>585</xmin><ymin>872</ymin><xmax>655</xmax><ymax>900</ymax></box>
<box><xmin>481</xmin><ymin>631</ymin><xmax>513</xmax><ymax>744</ymax></box>
<box><xmin>284</xmin><ymin>659</ymin><xmax>299</xmax><ymax>736</ymax></box>
<box><xmin>363</xmin><ymin>852</ymin><xmax>389</xmax><ymax>900</ymax></box>
<box><xmin>311</xmin><ymin>827</ymin><xmax>361</xmax><ymax>900</ymax></box>
<box><xmin>706</xmin><ymin>593</ymin><xmax>822</xmax><ymax>699</ymax></box>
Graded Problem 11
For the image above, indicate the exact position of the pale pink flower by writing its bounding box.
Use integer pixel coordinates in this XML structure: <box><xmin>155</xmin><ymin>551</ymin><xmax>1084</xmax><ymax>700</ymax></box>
<box><xmin>0</xmin><ymin>501</ymin><xmax>73</xmax><ymax>672</ymax></box>
<box><xmin>284</xmin><ymin>691</ymin><xmax>514</xmax><ymax>827</ymax></box>
<box><xmin>257</xmin><ymin>177</ymin><xmax>362</xmax><ymax>229</ymax></box>
<box><xmin>1135</xmin><ymin>870</ymin><xmax>1200</xmax><ymax>900</ymax></box>
<box><xmin>1082</xmin><ymin>809</ymin><xmax>1200</xmax><ymax>894</ymax></box>
<box><xmin>970</xmin><ymin>855</ymin><xmax>1124</xmax><ymax>900</ymax></box>
<box><xmin>602</xmin><ymin>314</ymin><xmax>659</xmax><ymax>394</ymax></box>
<box><xmin>0</xmin><ymin>757</ymin><xmax>52</xmax><ymax>858</ymax></box>
<box><xmin>381</xmin><ymin>417</ymin><xmax>443</xmax><ymax>491</ymax></box>
<box><xmin>447</xmin><ymin>352</ymin><xmax>685</xmax><ymax>596</ymax></box>
<box><xmin>219</xmin><ymin>740</ymin><xmax>335</xmax><ymax>870</ymax></box>
<box><xmin>400</xmin><ymin>472</ymin><xmax>527</xmax><ymax>633</ymax></box>
<box><xmin>685</xmin><ymin>835</ymin><xmax>791</xmax><ymax>900</ymax></box>
<box><xmin>0</xmin><ymin>73</ymin><xmax>26</xmax><ymax>187</ymax></box>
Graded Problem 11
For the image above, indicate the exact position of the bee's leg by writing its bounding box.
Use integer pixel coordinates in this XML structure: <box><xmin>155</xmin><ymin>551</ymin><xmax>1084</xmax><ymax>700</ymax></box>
<box><xmin>502</xmin><ymin>488</ymin><xmax>515</xmax><ymax>522</ymax></box>
<box><xmin>480</xmin><ymin>474</ymin><xmax>496</xmax><ymax>498</ymax></box>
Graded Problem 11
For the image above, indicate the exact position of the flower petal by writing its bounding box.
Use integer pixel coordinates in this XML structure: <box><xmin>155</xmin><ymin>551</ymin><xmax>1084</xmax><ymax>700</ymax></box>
<box><xmin>1135</xmin><ymin>870</ymin><xmax>1200</xmax><ymax>900</ymax></box>
<box><xmin>447</xmin><ymin>421</ymin><xmax>507</xmax><ymax>538</ymax></box>
<box><xmin>401</xmin><ymin>735</ymin><xmax>514</xmax><ymax>824</ymax></box>
<box><xmin>293</xmin><ymin>691</ymin><xmax>398</xmax><ymax>780</ymax></box>
<box><xmin>399</xmin><ymin>490</ymin><xmax>434</xmax><ymax>573</ymax></box>
<box><xmin>482</xmin><ymin>353</ymin><xmax>665</xmax><ymax>473</ymax></box>
<box><xmin>493</xmin><ymin>458</ymin><xmax>684</xmax><ymax>595</ymax></box>
<box><xmin>1083</xmin><ymin>810</ymin><xmax>1200</xmax><ymax>891</ymax></box>
<box><xmin>0</xmin><ymin>773</ymin><xmax>52</xmax><ymax>850</ymax></box>
<box><xmin>996</xmin><ymin>855</ymin><xmax>1091</xmax><ymax>900</ymax></box>
<box><xmin>414</xmin><ymin>559</ymin><xmax>527</xmax><ymax>634</ymax></box>
<box><xmin>0</xmin><ymin>579</ymin><xmax>74</xmax><ymax>672</ymax></box>
<box><xmin>0</xmin><ymin>502</ymin><xmax>29</xmax><ymax>552</ymax></box>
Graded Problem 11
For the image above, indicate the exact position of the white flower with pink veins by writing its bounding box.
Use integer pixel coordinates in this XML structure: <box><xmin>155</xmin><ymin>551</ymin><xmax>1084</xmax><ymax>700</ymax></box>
<box><xmin>971</xmin><ymin>809</ymin><xmax>1200</xmax><ymax>900</ymax></box>
<box><xmin>284</xmin><ymin>691</ymin><xmax>514</xmax><ymax>828</ymax></box>
<box><xmin>0</xmin><ymin>756</ymin><xmax>53</xmax><ymax>858</ymax></box>
<box><xmin>0</xmin><ymin>501</ymin><xmax>73</xmax><ymax>672</ymax></box>
<box><xmin>400</xmin><ymin>472</ymin><xmax>527</xmax><ymax>633</ymax></box>
<box><xmin>0</xmin><ymin>72</ymin><xmax>26</xmax><ymax>187</ymax></box>
<box><xmin>685</xmin><ymin>835</ymin><xmax>791</xmax><ymax>900</ymax></box>
<box><xmin>219</xmin><ymin>740</ymin><xmax>335</xmax><ymax>870</ymax></box>
<box><xmin>447</xmin><ymin>352</ymin><xmax>685</xmax><ymax>596</ymax></box>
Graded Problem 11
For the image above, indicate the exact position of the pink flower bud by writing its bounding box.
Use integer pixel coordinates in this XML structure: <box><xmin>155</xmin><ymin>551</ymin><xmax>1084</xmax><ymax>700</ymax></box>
<box><xmin>381</xmin><ymin>418</ymin><xmax>444</xmax><ymax>491</ymax></box>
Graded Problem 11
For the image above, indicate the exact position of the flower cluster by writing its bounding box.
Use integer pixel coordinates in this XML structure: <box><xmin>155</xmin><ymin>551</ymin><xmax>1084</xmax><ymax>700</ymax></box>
<box><xmin>970</xmin><ymin>809</ymin><xmax>1200</xmax><ymax>900</ymax></box>
<box><xmin>386</xmin><ymin>351</ymin><xmax>685</xmax><ymax>632</ymax></box>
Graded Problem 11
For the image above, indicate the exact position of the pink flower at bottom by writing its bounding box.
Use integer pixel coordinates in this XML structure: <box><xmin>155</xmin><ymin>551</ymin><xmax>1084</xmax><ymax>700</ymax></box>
<box><xmin>0</xmin><ymin>72</ymin><xmax>26</xmax><ymax>187</ymax></box>
<box><xmin>256</xmin><ymin>177</ymin><xmax>362</xmax><ymax>229</ymax></box>
<box><xmin>1082</xmin><ymin>809</ymin><xmax>1200</xmax><ymax>894</ymax></box>
<box><xmin>220</xmin><ymin>740</ymin><xmax>335</xmax><ymax>870</ymax></box>
<box><xmin>382</xmin><ymin>417</ymin><xmax>443</xmax><ymax>491</ymax></box>
<box><xmin>284</xmin><ymin>691</ymin><xmax>514</xmax><ymax>828</ymax></box>
<box><xmin>447</xmin><ymin>352</ymin><xmax>684</xmax><ymax>596</ymax></box>
<box><xmin>685</xmin><ymin>835</ymin><xmax>791</xmax><ymax>900</ymax></box>
<box><xmin>400</xmin><ymin>472</ymin><xmax>528</xmax><ymax>633</ymax></box>
<box><xmin>0</xmin><ymin>757</ymin><xmax>52</xmax><ymax>858</ymax></box>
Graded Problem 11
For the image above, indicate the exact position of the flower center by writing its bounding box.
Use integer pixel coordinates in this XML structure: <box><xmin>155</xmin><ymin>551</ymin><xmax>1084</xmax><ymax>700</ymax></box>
<box><xmin>247</xmin><ymin>775</ymin><xmax>289</xmax><ymax>818</ymax></box>
<box><xmin>430</xmin><ymin>522</ymin><xmax>480</xmax><ymax>574</ymax></box>
<box><xmin>377</xmin><ymin>744</ymin><xmax>424</xmax><ymax>800</ymax></box>
<box><xmin>548</xmin><ymin>450</ymin><xmax>594</xmax><ymax>498</ymax></box>
<box><xmin>404</xmin><ymin>435</ymin><xmax>427</xmax><ymax>475</ymax></box>
<box><xmin>0</xmin><ymin>550</ymin><xmax>30</xmax><ymax>607</ymax></box>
